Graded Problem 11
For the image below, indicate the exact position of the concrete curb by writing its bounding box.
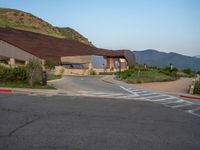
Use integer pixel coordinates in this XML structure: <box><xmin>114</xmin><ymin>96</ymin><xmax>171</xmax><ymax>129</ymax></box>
<box><xmin>101</xmin><ymin>78</ymin><xmax>115</xmax><ymax>84</ymax></box>
<box><xmin>180</xmin><ymin>95</ymin><xmax>200</xmax><ymax>101</ymax></box>
<box><xmin>47</xmin><ymin>78</ymin><xmax>63</xmax><ymax>83</ymax></box>
<box><xmin>0</xmin><ymin>87</ymin><xmax>58</xmax><ymax>95</ymax></box>
<box><xmin>0</xmin><ymin>89</ymin><xmax>13</xmax><ymax>93</ymax></box>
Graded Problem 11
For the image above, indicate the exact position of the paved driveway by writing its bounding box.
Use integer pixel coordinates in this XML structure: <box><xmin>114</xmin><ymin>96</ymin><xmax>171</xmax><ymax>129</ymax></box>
<box><xmin>50</xmin><ymin>76</ymin><xmax>127</xmax><ymax>93</ymax></box>
<box><xmin>0</xmin><ymin>93</ymin><xmax>200</xmax><ymax>150</ymax></box>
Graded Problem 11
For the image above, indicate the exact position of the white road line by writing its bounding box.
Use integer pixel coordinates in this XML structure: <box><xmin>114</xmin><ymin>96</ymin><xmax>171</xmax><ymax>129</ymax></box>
<box><xmin>117</xmin><ymin>95</ymin><xmax>145</xmax><ymax>99</ymax></box>
<box><xmin>80</xmin><ymin>93</ymin><xmax>125</xmax><ymax>98</ymax></box>
<box><xmin>186</xmin><ymin>107</ymin><xmax>200</xmax><ymax>117</ymax></box>
<box><xmin>137</xmin><ymin>93</ymin><xmax>157</xmax><ymax>96</ymax></box>
<box><xmin>127</xmin><ymin>88</ymin><xmax>143</xmax><ymax>91</ymax></box>
<box><xmin>120</xmin><ymin>86</ymin><xmax>139</xmax><ymax>96</ymax></box>
<box><xmin>161</xmin><ymin>99</ymin><xmax>185</xmax><ymax>104</ymax></box>
<box><xmin>145</xmin><ymin>94</ymin><xmax>168</xmax><ymax>99</ymax></box>
<box><xmin>186</xmin><ymin>107</ymin><xmax>200</xmax><ymax>113</ymax></box>
<box><xmin>172</xmin><ymin>102</ymin><xmax>193</xmax><ymax>108</ymax></box>
<box><xmin>135</xmin><ymin>91</ymin><xmax>151</xmax><ymax>94</ymax></box>
<box><xmin>152</xmin><ymin>97</ymin><xmax>177</xmax><ymax>102</ymax></box>
<box><xmin>29</xmin><ymin>93</ymin><xmax>37</xmax><ymax>96</ymax></box>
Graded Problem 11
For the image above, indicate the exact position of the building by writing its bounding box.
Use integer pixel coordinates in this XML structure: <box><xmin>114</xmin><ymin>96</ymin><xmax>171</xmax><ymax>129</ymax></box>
<box><xmin>0</xmin><ymin>28</ymin><xmax>136</xmax><ymax>75</ymax></box>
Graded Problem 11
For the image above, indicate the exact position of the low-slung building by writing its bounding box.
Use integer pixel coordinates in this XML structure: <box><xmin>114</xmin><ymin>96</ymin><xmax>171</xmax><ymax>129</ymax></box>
<box><xmin>0</xmin><ymin>28</ymin><xmax>136</xmax><ymax>75</ymax></box>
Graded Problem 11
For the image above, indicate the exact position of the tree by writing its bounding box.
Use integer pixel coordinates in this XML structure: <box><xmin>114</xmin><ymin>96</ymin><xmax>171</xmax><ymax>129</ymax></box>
<box><xmin>44</xmin><ymin>58</ymin><xmax>56</xmax><ymax>70</ymax></box>
<box><xmin>26</xmin><ymin>59</ymin><xmax>42</xmax><ymax>87</ymax></box>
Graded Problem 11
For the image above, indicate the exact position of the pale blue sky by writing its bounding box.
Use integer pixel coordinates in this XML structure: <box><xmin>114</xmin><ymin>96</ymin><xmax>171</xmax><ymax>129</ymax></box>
<box><xmin>0</xmin><ymin>0</ymin><xmax>200</xmax><ymax>56</ymax></box>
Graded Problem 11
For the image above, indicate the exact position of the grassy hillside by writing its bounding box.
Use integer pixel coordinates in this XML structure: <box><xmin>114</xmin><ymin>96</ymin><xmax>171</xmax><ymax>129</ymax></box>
<box><xmin>0</xmin><ymin>8</ymin><xmax>94</xmax><ymax>46</ymax></box>
<box><xmin>134</xmin><ymin>49</ymin><xmax>200</xmax><ymax>71</ymax></box>
<box><xmin>56</xmin><ymin>27</ymin><xmax>94</xmax><ymax>47</ymax></box>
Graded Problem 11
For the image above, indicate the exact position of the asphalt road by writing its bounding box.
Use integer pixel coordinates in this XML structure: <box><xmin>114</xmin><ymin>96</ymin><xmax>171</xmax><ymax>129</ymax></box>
<box><xmin>0</xmin><ymin>93</ymin><xmax>200</xmax><ymax>150</ymax></box>
<box><xmin>50</xmin><ymin>76</ymin><xmax>128</xmax><ymax>93</ymax></box>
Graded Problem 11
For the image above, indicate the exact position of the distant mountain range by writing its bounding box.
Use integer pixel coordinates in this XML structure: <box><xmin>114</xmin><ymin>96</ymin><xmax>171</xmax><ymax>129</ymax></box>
<box><xmin>133</xmin><ymin>49</ymin><xmax>200</xmax><ymax>71</ymax></box>
<box><xmin>194</xmin><ymin>55</ymin><xmax>200</xmax><ymax>58</ymax></box>
<box><xmin>0</xmin><ymin>8</ymin><xmax>94</xmax><ymax>46</ymax></box>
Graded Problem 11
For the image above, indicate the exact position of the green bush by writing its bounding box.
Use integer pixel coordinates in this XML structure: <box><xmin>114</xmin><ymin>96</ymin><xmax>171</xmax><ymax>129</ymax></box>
<box><xmin>45</xmin><ymin>58</ymin><xmax>56</xmax><ymax>70</ymax></box>
<box><xmin>183</xmin><ymin>68</ymin><xmax>192</xmax><ymax>75</ymax></box>
<box><xmin>0</xmin><ymin>65</ymin><xmax>27</xmax><ymax>82</ymax></box>
<box><xmin>160</xmin><ymin>66</ymin><xmax>178</xmax><ymax>77</ymax></box>
<box><xmin>26</xmin><ymin>59</ymin><xmax>42</xmax><ymax>87</ymax></box>
<box><xmin>90</xmin><ymin>69</ymin><xmax>97</xmax><ymax>75</ymax></box>
<box><xmin>116</xmin><ymin>70</ymin><xmax>133</xmax><ymax>79</ymax></box>
<box><xmin>116</xmin><ymin>69</ymin><xmax>175</xmax><ymax>84</ymax></box>
<box><xmin>12</xmin><ymin>66</ymin><xmax>27</xmax><ymax>81</ymax></box>
<box><xmin>194</xmin><ymin>81</ymin><xmax>200</xmax><ymax>95</ymax></box>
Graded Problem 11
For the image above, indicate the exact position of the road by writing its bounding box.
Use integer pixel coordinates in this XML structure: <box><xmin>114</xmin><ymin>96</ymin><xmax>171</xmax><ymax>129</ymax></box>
<box><xmin>0</xmin><ymin>93</ymin><xmax>200</xmax><ymax>150</ymax></box>
<box><xmin>50</xmin><ymin>76</ymin><xmax>200</xmax><ymax>117</ymax></box>
<box><xmin>50</xmin><ymin>76</ymin><xmax>128</xmax><ymax>93</ymax></box>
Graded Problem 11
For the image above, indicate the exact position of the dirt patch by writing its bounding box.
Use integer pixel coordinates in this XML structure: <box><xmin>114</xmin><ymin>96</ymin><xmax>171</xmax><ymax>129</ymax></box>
<box><xmin>133</xmin><ymin>77</ymin><xmax>192</xmax><ymax>94</ymax></box>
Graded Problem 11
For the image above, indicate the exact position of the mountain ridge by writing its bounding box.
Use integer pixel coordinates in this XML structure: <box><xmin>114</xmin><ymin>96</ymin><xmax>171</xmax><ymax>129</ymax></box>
<box><xmin>134</xmin><ymin>49</ymin><xmax>200</xmax><ymax>71</ymax></box>
<box><xmin>0</xmin><ymin>8</ymin><xmax>94</xmax><ymax>46</ymax></box>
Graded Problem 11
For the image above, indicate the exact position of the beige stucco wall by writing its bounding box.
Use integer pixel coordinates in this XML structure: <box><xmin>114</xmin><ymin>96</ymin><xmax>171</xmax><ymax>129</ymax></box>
<box><xmin>55</xmin><ymin>66</ymin><xmax>89</xmax><ymax>76</ymax></box>
<box><xmin>0</xmin><ymin>40</ymin><xmax>41</xmax><ymax>62</ymax></box>
<box><xmin>61</xmin><ymin>55</ymin><xmax>92</xmax><ymax>64</ymax></box>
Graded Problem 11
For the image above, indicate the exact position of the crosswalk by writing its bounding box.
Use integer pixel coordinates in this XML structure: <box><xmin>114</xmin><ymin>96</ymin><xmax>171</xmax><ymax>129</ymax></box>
<box><xmin>27</xmin><ymin>86</ymin><xmax>200</xmax><ymax>117</ymax></box>
<box><xmin>120</xmin><ymin>86</ymin><xmax>200</xmax><ymax>117</ymax></box>
<box><xmin>76</xmin><ymin>91</ymin><xmax>146</xmax><ymax>100</ymax></box>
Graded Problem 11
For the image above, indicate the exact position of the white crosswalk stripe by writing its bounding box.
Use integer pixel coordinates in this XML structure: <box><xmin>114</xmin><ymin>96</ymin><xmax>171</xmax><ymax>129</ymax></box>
<box><xmin>120</xmin><ymin>86</ymin><xmax>200</xmax><ymax>117</ymax></box>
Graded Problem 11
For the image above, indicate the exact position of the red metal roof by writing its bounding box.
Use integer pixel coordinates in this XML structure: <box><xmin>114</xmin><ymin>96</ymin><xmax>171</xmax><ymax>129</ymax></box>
<box><xmin>0</xmin><ymin>28</ymin><xmax>135</xmax><ymax>64</ymax></box>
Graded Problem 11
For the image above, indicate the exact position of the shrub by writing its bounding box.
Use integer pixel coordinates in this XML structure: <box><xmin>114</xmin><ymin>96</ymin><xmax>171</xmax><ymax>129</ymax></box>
<box><xmin>0</xmin><ymin>65</ymin><xmax>27</xmax><ymax>82</ymax></box>
<box><xmin>26</xmin><ymin>59</ymin><xmax>42</xmax><ymax>87</ymax></box>
<box><xmin>116</xmin><ymin>70</ymin><xmax>133</xmax><ymax>79</ymax></box>
<box><xmin>60</xmin><ymin>68</ymin><xmax>65</xmax><ymax>74</ymax></box>
<box><xmin>160</xmin><ymin>66</ymin><xmax>178</xmax><ymax>76</ymax></box>
<box><xmin>12</xmin><ymin>66</ymin><xmax>27</xmax><ymax>81</ymax></box>
<box><xmin>194</xmin><ymin>81</ymin><xmax>200</xmax><ymax>95</ymax></box>
<box><xmin>45</xmin><ymin>58</ymin><xmax>56</xmax><ymax>70</ymax></box>
<box><xmin>183</xmin><ymin>68</ymin><xmax>192</xmax><ymax>75</ymax></box>
<box><xmin>90</xmin><ymin>69</ymin><xmax>97</xmax><ymax>75</ymax></box>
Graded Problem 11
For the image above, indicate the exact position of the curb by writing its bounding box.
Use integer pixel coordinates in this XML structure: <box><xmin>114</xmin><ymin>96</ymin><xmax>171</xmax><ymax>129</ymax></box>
<box><xmin>0</xmin><ymin>87</ymin><xmax>58</xmax><ymax>95</ymax></box>
<box><xmin>180</xmin><ymin>95</ymin><xmax>200</xmax><ymax>101</ymax></box>
<box><xmin>0</xmin><ymin>89</ymin><xmax>13</xmax><ymax>93</ymax></box>
<box><xmin>47</xmin><ymin>78</ymin><xmax>63</xmax><ymax>82</ymax></box>
<box><xmin>101</xmin><ymin>78</ymin><xmax>115</xmax><ymax>84</ymax></box>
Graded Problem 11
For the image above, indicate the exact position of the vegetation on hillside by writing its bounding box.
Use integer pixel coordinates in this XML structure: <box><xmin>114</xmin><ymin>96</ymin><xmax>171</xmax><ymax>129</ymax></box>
<box><xmin>57</xmin><ymin>27</ymin><xmax>94</xmax><ymax>47</ymax></box>
<box><xmin>116</xmin><ymin>65</ymin><xmax>177</xmax><ymax>84</ymax></box>
<box><xmin>0</xmin><ymin>8</ymin><xmax>94</xmax><ymax>46</ymax></box>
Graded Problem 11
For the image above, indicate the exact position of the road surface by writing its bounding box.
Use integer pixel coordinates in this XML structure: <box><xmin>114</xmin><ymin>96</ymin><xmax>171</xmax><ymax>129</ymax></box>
<box><xmin>0</xmin><ymin>93</ymin><xmax>200</xmax><ymax>150</ymax></box>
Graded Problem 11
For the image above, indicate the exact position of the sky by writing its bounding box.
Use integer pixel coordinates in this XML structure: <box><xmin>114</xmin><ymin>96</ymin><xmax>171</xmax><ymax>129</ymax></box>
<box><xmin>0</xmin><ymin>0</ymin><xmax>200</xmax><ymax>56</ymax></box>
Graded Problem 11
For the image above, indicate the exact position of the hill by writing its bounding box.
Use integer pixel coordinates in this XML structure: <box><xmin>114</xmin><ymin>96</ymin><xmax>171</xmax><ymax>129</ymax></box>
<box><xmin>134</xmin><ymin>49</ymin><xmax>200</xmax><ymax>71</ymax></box>
<box><xmin>0</xmin><ymin>8</ymin><xmax>94</xmax><ymax>46</ymax></box>
<box><xmin>194</xmin><ymin>55</ymin><xmax>200</xmax><ymax>58</ymax></box>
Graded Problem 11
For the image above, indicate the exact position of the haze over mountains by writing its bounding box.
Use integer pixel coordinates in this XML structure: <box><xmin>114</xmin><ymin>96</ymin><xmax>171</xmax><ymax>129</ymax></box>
<box><xmin>134</xmin><ymin>50</ymin><xmax>200</xmax><ymax>71</ymax></box>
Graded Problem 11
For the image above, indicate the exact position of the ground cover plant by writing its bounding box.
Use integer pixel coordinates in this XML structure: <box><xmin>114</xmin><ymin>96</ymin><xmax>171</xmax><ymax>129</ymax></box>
<box><xmin>116</xmin><ymin>65</ymin><xmax>176</xmax><ymax>84</ymax></box>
